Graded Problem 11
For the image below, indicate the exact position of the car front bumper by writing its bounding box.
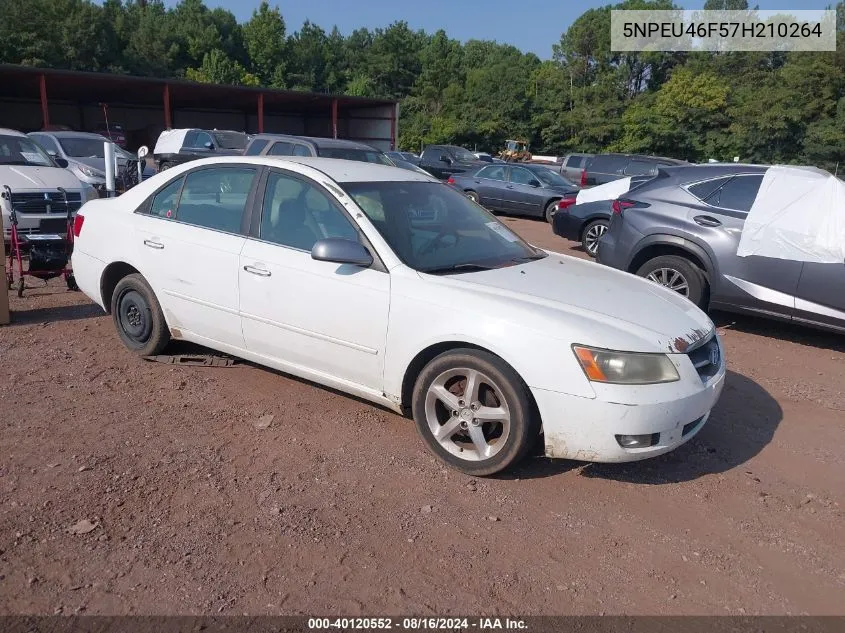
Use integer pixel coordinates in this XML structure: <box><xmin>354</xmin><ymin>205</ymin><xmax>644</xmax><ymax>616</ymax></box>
<box><xmin>530</xmin><ymin>346</ymin><xmax>726</xmax><ymax>462</ymax></box>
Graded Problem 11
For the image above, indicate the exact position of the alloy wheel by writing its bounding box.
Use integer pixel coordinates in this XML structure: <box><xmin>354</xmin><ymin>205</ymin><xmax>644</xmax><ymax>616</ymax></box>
<box><xmin>646</xmin><ymin>268</ymin><xmax>690</xmax><ymax>297</ymax></box>
<box><xmin>584</xmin><ymin>223</ymin><xmax>608</xmax><ymax>255</ymax></box>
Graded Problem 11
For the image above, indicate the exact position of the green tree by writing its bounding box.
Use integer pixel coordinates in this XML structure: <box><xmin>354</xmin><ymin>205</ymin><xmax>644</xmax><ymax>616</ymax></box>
<box><xmin>243</xmin><ymin>1</ymin><xmax>287</xmax><ymax>88</ymax></box>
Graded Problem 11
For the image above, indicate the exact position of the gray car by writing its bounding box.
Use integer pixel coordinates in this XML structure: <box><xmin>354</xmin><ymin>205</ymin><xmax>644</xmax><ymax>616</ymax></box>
<box><xmin>597</xmin><ymin>164</ymin><xmax>845</xmax><ymax>334</ymax></box>
<box><xmin>244</xmin><ymin>134</ymin><xmax>394</xmax><ymax>166</ymax></box>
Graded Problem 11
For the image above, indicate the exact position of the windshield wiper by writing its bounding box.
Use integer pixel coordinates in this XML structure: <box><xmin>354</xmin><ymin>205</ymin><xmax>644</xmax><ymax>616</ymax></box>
<box><xmin>421</xmin><ymin>263</ymin><xmax>499</xmax><ymax>275</ymax></box>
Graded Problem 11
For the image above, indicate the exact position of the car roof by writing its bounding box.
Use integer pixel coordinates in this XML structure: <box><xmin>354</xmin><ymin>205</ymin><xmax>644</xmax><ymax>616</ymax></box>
<box><xmin>0</xmin><ymin>128</ymin><xmax>25</xmax><ymax>137</ymax></box>
<box><xmin>659</xmin><ymin>164</ymin><xmax>770</xmax><ymax>182</ymax></box>
<box><xmin>250</xmin><ymin>134</ymin><xmax>378</xmax><ymax>151</ymax></box>
<box><xmin>42</xmin><ymin>130</ymin><xmax>109</xmax><ymax>140</ymax></box>
<box><xmin>592</xmin><ymin>153</ymin><xmax>688</xmax><ymax>165</ymax></box>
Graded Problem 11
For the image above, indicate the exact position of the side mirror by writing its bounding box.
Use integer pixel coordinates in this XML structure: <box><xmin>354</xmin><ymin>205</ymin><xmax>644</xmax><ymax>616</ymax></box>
<box><xmin>54</xmin><ymin>157</ymin><xmax>69</xmax><ymax>168</ymax></box>
<box><xmin>529</xmin><ymin>179</ymin><xmax>541</xmax><ymax>187</ymax></box>
<box><xmin>204</xmin><ymin>141</ymin><xmax>214</xmax><ymax>150</ymax></box>
<box><xmin>439</xmin><ymin>154</ymin><xmax>452</xmax><ymax>164</ymax></box>
<box><xmin>311</xmin><ymin>238</ymin><xmax>373</xmax><ymax>267</ymax></box>
<box><xmin>137</xmin><ymin>145</ymin><xmax>149</xmax><ymax>159</ymax></box>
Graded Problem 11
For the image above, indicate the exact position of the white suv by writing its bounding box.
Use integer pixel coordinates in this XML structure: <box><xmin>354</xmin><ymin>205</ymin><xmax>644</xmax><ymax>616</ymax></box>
<box><xmin>0</xmin><ymin>128</ymin><xmax>96</xmax><ymax>241</ymax></box>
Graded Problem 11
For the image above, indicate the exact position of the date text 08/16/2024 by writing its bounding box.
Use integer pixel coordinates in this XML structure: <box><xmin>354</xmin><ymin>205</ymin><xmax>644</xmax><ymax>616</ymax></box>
<box><xmin>307</xmin><ymin>617</ymin><xmax>528</xmax><ymax>630</ymax></box>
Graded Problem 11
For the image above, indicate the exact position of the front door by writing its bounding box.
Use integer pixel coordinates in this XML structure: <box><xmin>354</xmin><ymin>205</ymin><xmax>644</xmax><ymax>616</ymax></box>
<box><xmin>132</xmin><ymin>165</ymin><xmax>257</xmax><ymax>348</ymax></box>
<box><xmin>238</xmin><ymin>168</ymin><xmax>390</xmax><ymax>390</ymax></box>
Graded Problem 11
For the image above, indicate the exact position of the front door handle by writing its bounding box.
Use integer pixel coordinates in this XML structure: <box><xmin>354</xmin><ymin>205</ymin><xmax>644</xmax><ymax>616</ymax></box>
<box><xmin>143</xmin><ymin>239</ymin><xmax>164</xmax><ymax>249</ymax></box>
<box><xmin>694</xmin><ymin>215</ymin><xmax>722</xmax><ymax>227</ymax></box>
<box><xmin>506</xmin><ymin>185</ymin><xmax>514</xmax><ymax>189</ymax></box>
<box><xmin>243</xmin><ymin>265</ymin><xmax>271</xmax><ymax>277</ymax></box>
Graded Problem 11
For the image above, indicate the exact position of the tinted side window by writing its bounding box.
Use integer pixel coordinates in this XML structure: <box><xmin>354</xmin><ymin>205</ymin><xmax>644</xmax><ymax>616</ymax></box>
<box><xmin>712</xmin><ymin>175</ymin><xmax>763</xmax><ymax>212</ymax></box>
<box><xmin>194</xmin><ymin>132</ymin><xmax>214</xmax><ymax>149</ymax></box>
<box><xmin>260</xmin><ymin>171</ymin><xmax>358</xmax><ymax>251</ymax></box>
<box><xmin>245</xmin><ymin>139</ymin><xmax>269</xmax><ymax>156</ymax></box>
<box><xmin>589</xmin><ymin>156</ymin><xmax>628</xmax><ymax>173</ymax></box>
<box><xmin>175</xmin><ymin>167</ymin><xmax>256</xmax><ymax>233</ymax></box>
<box><xmin>687</xmin><ymin>177</ymin><xmax>732</xmax><ymax>201</ymax></box>
<box><xmin>509</xmin><ymin>167</ymin><xmax>536</xmax><ymax>185</ymax></box>
<box><xmin>183</xmin><ymin>130</ymin><xmax>198</xmax><ymax>148</ymax></box>
<box><xmin>420</xmin><ymin>147</ymin><xmax>441</xmax><ymax>161</ymax></box>
<box><xmin>292</xmin><ymin>144</ymin><xmax>311</xmax><ymax>157</ymax></box>
<box><xmin>477</xmin><ymin>165</ymin><xmax>506</xmax><ymax>181</ymax></box>
<box><xmin>268</xmin><ymin>141</ymin><xmax>293</xmax><ymax>156</ymax></box>
<box><xmin>565</xmin><ymin>155</ymin><xmax>582</xmax><ymax>167</ymax></box>
<box><xmin>148</xmin><ymin>177</ymin><xmax>184</xmax><ymax>218</ymax></box>
<box><xmin>625</xmin><ymin>160</ymin><xmax>656</xmax><ymax>176</ymax></box>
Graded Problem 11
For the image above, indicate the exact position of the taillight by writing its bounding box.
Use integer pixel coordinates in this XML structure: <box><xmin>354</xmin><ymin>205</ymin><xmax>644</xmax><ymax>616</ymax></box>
<box><xmin>580</xmin><ymin>169</ymin><xmax>587</xmax><ymax>186</ymax></box>
<box><xmin>73</xmin><ymin>214</ymin><xmax>85</xmax><ymax>237</ymax></box>
<box><xmin>446</xmin><ymin>177</ymin><xmax>455</xmax><ymax>185</ymax></box>
<box><xmin>557</xmin><ymin>197</ymin><xmax>577</xmax><ymax>212</ymax></box>
<box><xmin>611</xmin><ymin>198</ymin><xmax>647</xmax><ymax>216</ymax></box>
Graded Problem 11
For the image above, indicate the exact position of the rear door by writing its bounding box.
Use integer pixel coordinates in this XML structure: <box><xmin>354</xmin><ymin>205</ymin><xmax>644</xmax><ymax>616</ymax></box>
<box><xmin>685</xmin><ymin>173</ymin><xmax>803</xmax><ymax>317</ymax></box>
<box><xmin>472</xmin><ymin>165</ymin><xmax>509</xmax><ymax>211</ymax></box>
<box><xmin>505</xmin><ymin>166</ymin><xmax>544</xmax><ymax>216</ymax></box>
<box><xmin>794</xmin><ymin>263</ymin><xmax>845</xmax><ymax>331</ymax></box>
<box><xmin>132</xmin><ymin>164</ymin><xmax>258</xmax><ymax>349</ymax></box>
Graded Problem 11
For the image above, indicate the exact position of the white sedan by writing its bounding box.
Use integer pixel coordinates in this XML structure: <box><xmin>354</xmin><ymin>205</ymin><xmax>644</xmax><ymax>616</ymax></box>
<box><xmin>71</xmin><ymin>156</ymin><xmax>726</xmax><ymax>476</ymax></box>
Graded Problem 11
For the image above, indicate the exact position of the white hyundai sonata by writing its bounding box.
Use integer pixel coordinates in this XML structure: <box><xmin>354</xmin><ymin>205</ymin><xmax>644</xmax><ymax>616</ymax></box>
<box><xmin>71</xmin><ymin>156</ymin><xmax>725</xmax><ymax>476</ymax></box>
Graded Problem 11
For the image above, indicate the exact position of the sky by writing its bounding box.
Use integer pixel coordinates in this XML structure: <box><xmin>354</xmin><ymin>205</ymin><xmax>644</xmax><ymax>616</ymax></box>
<box><xmin>160</xmin><ymin>0</ymin><xmax>836</xmax><ymax>58</ymax></box>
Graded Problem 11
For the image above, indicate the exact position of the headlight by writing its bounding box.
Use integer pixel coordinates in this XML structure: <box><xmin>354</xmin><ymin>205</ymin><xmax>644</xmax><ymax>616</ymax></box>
<box><xmin>573</xmin><ymin>345</ymin><xmax>679</xmax><ymax>384</ymax></box>
<box><xmin>79</xmin><ymin>165</ymin><xmax>104</xmax><ymax>179</ymax></box>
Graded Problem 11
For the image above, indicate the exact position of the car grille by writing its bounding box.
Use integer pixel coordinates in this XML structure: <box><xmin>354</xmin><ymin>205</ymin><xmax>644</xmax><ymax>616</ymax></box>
<box><xmin>686</xmin><ymin>335</ymin><xmax>721</xmax><ymax>383</ymax></box>
<box><xmin>10</xmin><ymin>191</ymin><xmax>82</xmax><ymax>215</ymax></box>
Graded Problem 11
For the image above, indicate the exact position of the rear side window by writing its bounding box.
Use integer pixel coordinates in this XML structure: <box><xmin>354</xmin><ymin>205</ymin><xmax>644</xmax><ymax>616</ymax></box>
<box><xmin>625</xmin><ymin>160</ymin><xmax>656</xmax><ymax>176</ymax></box>
<box><xmin>421</xmin><ymin>147</ymin><xmax>441</xmax><ymax>161</ymax></box>
<box><xmin>149</xmin><ymin>177</ymin><xmax>184</xmax><ymax>219</ymax></box>
<box><xmin>565</xmin><ymin>155</ymin><xmax>584</xmax><ymax>167</ymax></box>
<box><xmin>268</xmin><ymin>142</ymin><xmax>293</xmax><ymax>156</ymax></box>
<box><xmin>687</xmin><ymin>177</ymin><xmax>731</xmax><ymax>201</ymax></box>
<box><xmin>174</xmin><ymin>167</ymin><xmax>256</xmax><ymax>233</ymax></box>
<box><xmin>711</xmin><ymin>174</ymin><xmax>763</xmax><ymax>212</ymax></box>
<box><xmin>588</xmin><ymin>155</ymin><xmax>628</xmax><ymax>173</ymax></box>
<box><xmin>245</xmin><ymin>139</ymin><xmax>269</xmax><ymax>156</ymax></box>
<box><xmin>477</xmin><ymin>165</ymin><xmax>507</xmax><ymax>181</ymax></box>
<box><xmin>292</xmin><ymin>144</ymin><xmax>311</xmax><ymax>157</ymax></box>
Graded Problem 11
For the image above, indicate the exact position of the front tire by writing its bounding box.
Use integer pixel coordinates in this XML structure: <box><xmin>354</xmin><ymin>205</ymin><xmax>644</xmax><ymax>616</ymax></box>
<box><xmin>636</xmin><ymin>255</ymin><xmax>707</xmax><ymax>308</ymax></box>
<box><xmin>411</xmin><ymin>349</ymin><xmax>538</xmax><ymax>476</ymax></box>
<box><xmin>110</xmin><ymin>273</ymin><xmax>170</xmax><ymax>356</ymax></box>
<box><xmin>581</xmin><ymin>219</ymin><xmax>609</xmax><ymax>257</ymax></box>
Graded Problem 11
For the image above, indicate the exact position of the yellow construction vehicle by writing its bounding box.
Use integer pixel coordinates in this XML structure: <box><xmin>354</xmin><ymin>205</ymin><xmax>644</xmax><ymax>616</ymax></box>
<box><xmin>499</xmin><ymin>139</ymin><xmax>532</xmax><ymax>162</ymax></box>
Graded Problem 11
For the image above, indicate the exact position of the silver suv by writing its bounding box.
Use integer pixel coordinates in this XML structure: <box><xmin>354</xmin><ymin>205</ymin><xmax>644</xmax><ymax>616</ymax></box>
<box><xmin>597</xmin><ymin>164</ymin><xmax>845</xmax><ymax>334</ymax></box>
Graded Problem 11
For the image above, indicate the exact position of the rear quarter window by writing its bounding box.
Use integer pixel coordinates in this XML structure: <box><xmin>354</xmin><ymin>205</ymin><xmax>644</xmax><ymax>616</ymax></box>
<box><xmin>686</xmin><ymin>176</ymin><xmax>732</xmax><ymax>202</ymax></box>
<box><xmin>245</xmin><ymin>139</ymin><xmax>269</xmax><ymax>156</ymax></box>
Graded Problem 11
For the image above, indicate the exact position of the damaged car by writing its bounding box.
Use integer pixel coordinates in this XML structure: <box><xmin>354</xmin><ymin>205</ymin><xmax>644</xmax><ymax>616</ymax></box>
<box><xmin>71</xmin><ymin>156</ymin><xmax>725</xmax><ymax>476</ymax></box>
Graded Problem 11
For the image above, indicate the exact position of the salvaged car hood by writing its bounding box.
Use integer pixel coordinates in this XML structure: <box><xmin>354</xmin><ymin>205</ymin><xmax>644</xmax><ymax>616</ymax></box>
<box><xmin>0</xmin><ymin>165</ymin><xmax>84</xmax><ymax>191</ymax></box>
<box><xmin>438</xmin><ymin>252</ymin><xmax>714</xmax><ymax>354</ymax></box>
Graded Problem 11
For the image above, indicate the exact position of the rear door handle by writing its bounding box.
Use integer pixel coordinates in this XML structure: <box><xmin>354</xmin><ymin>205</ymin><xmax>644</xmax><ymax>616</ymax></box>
<box><xmin>143</xmin><ymin>239</ymin><xmax>164</xmax><ymax>249</ymax></box>
<box><xmin>243</xmin><ymin>265</ymin><xmax>271</xmax><ymax>277</ymax></box>
<box><xmin>694</xmin><ymin>215</ymin><xmax>722</xmax><ymax>227</ymax></box>
<box><xmin>506</xmin><ymin>185</ymin><xmax>514</xmax><ymax>189</ymax></box>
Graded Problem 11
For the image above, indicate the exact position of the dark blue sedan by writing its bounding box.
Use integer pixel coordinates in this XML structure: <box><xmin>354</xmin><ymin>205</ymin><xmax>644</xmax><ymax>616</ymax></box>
<box><xmin>447</xmin><ymin>163</ymin><xmax>579</xmax><ymax>223</ymax></box>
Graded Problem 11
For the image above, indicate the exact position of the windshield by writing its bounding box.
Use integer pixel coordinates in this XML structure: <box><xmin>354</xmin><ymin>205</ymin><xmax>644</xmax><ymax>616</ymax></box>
<box><xmin>319</xmin><ymin>148</ymin><xmax>392</xmax><ymax>166</ymax></box>
<box><xmin>449</xmin><ymin>147</ymin><xmax>477</xmax><ymax>162</ymax></box>
<box><xmin>0</xmin><ymin>134</ymin><xmax>54</xmax><ymax>166</ymax></box>
<box><xmin>341</xmin><ymin>181</ymin><xmax>545</xmax><ymax>273</ymax></box>
<box><xmin>211</xmin><ymin>131</ymin><xmax>247</xmax><ymax>150</ymax></box>
<box><xmin>58</xmin><ymin>137</ymin><xmax>106</xmax><ymax>158</ymax></box>
<box><xmin>533</xmin><ymin>167</ymin><xmax>575</xmax><ymax>187</ymax></box>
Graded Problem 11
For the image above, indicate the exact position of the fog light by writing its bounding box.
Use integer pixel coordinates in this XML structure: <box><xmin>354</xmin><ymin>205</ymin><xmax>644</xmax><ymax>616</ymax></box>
<box><xmin>615</xmin><ymin>433</ymin><xmax>660</xmax><ymax>448</ymax></box>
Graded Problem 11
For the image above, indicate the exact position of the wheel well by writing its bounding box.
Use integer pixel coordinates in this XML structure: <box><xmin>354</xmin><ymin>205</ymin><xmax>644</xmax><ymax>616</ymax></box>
<box><xmin>100</xmin><ymin>262</ymin><xmax>140</xmax><ymax>313</ymax></box>
<box><xmin>628</xmin><ymin>244</ymin><xmax>707</xmax><ymax>278</ymax></box>
<box><xmin>545</xmin><ymin>196</ymin><xmax>561</xmax><ymax>209</ymax></box>
<box><xmin>399</xmin><ymin>342</ymin><xmax>541</xmax><ymax>427</ymax></box>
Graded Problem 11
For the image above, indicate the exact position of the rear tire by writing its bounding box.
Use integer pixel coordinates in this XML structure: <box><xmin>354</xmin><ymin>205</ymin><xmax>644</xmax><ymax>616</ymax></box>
<box><xmin>580</xmin><ymin>219</ymin><xmax>609</xmax><ymax>258</ymax></box>
<box><xmin>411</xmin><ymin>349</ymin><xmax>538</xmax><ymax>477</ymax></box>
<box><xmin>636</xmin><ymin>255</ymin><xmax>707</xmax><ymax>308</ymax></box>
<box><xmin>158</xmin><ymin>161</ymin><xmax>171</xmax><ymax>172</ymax></box>
<box><xmin>466</xmin><ymin>191</ymin><xmax>480</xmax><ymax>205</ymax></box>
<box><xmin>110</xmin><ymin>273</ymin><xmax>170</xmax><ymax>356</ymax></box>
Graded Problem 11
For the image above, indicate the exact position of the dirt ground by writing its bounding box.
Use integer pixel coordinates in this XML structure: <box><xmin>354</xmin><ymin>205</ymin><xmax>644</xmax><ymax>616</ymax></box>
<box><xmin>1</xmin><ymin>216</ymin><xmax>843</xmax><ymax>617</ymax></box>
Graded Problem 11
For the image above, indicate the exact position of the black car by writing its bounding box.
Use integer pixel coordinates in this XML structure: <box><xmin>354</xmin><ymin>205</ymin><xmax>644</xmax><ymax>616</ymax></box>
<box><xmin>418</xmin><ymin>144</ymin><xmax>488</xmax><ymax>179</ymax></box>
<box><xmin>153</xmin><ymin>128</ymin><xmax>247</xmax><ymax>170</ymax></box>
<box><xmin>552</xmin><ymin>175</ymin><xmax>653</xmax><ymax>257</ymax></box>
<box><xmin>448</xmin><ymin>163</ymin><xmax>579</xmax><ymax>222</ymax></box>
<box><xmin>581</xmin><ymin>153</ymin><xmax>687</xmax><ymax>187</ymax></box>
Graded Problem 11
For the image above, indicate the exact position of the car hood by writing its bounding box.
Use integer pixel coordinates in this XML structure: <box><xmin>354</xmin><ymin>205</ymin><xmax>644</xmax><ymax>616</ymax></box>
<box><xmin>0</xmin><ymin>165</ymin><xmax>83</xmax><ymax>190</ymax></box>
<box><xmin>430</xmin><ymin>252</ymin><xmax>714</xmax><ymax>354</ymax></box>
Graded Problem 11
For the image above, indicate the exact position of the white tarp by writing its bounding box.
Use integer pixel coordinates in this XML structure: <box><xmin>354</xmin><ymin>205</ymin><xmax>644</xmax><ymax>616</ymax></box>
<box><xmin>153</xmin><ymin>129</ymin><xmax>188</xmax><ymax>155</ymax></box>
<box><xmin>575</xmin><ymin>176</ymin><xmax>632</xmax><ymax>205</ymax></box>
<box><xmin>737</xmin><ymin>165</ymin><xmax>845</xmax><ymax>264</ymax></box>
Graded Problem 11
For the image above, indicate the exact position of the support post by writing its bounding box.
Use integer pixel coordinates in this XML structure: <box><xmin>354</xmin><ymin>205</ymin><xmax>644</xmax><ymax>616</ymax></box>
<box><xmin>258</xmin><ymin>93</ymin><xmax>265</xmax><ymax>134</ymax></box>
<box><xmin>163</xmin><ymin>84</ymin><xmax>172</xmax><ymax>129</ymax></box>
<box><xmin>331</xmin><ymin>98</ymin><xmax>338</xmax><ymax>139</ymax></box>
<box><xmin>39</xmin><ymin>74</ymin><xmax>49</xmax><ymax>129</ymax></box>
<box><xmin>390</xmin><ymin>103</ymin><xmax>398</xmax><ymax>150</ymax></box>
